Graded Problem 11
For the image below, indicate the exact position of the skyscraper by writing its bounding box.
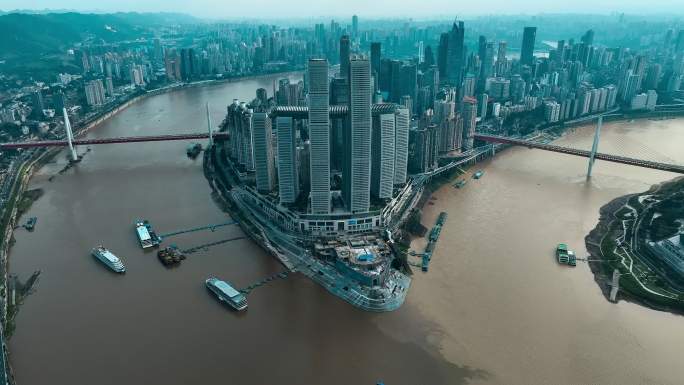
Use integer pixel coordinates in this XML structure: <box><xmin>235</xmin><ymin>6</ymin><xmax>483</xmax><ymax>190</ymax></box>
<box><xmin>446</xmin><ymin>22</ymin><xmax>466</xmax><ymax>86</ymax></box>
<box><xmin>180</xmin><ymin>48</ymin><xmax>196</xmax><ymax>80</ymax></box>
<box><xmin>479</xmin><ymin>39</ymin><xmax>495</xmax><ymax>91</ymax></box>
<box><xmin>370</xmin><ymin>42</ymin><xmax>382</xmax><ymax>79</ymax></box>
<box><xmin>462</xmin><ymin>97</ymin><xmax>478</xmax><ymax>151</ymax></box>
<box><xmin>521</xmin><ymin>27</ymin><xmax>537</xmax><ymax>66</ymax></box>
<box><xmin>344</xmin><ymin>55</ymin><xmax>372</xmax><ymax>213</ymax></box>
<box><xmin>105</xmin><ymin>77</ymin><xmax>114</xmax><ymax>96</ymax></box>
<box><xmin>400</xmin><ymin>63</ymin><xmax>418</xmax><ymax>112</ymax></box>
<box><xmin>393</xmin><ymin>108</ymin><xmax>410</xmax><ymax>185</ymax></box>
<box><xmin>252</xmin><ymin>113</ymin><xmax>275</xmax><ymax>193</ymax></box>
<box><xmin>479</xmin><ymin>93</ymin><xmax>489</xmax><ymax>119</ymax></box>
<box><xmin>339</xmin><ymin>35</ymin><xmax>351</xmax><ymax>79</ymax></box>
<box><xmin>352</xmin><ymin>15</ymin><xmax>359</xmax><ymax>40</ymax></box>
<box><xmin>307</xmin><ymin>59</ymin><xmax>331</xmax><ymax>214</ymax></box>
<box><xmin>497</xmin><ymin>41</ymin><xmax>507</xmax><ymax>63</ymax></box>
<box><xmin>620</xmin><ymin>70</ymin><xmax>640</xmax><ymax>102</ymax></box>
<box><xmin>478</xmin><ymin>35</ymin><xmax>487</xmax><ymax>64</ymax></box>
<box><xmin>84</xmin><ymin>79</ymin><xmax>106</xmax><ymax>106</ymax></box>
<box><xmin>555</xmin><ymin>40</ymin><xmax>566</xmax><ymax>65</ymax></box>
<box><xmin>437</xmin><ymin>32</ymin><xmax>449</xmax><ymax>80</ymax></box>
<box><xmin>371</xmin><ymin>114</ymin><xmax>396</xmax><ymax>199</ymax></box>
<box><xmin>276</xmin><ymin>117</ymin><xmax>299</xmax><ymax>204</ymax></box>
<box><xmin>676</xmin><ymin>30</ymin><xmax>684</xmax><ymax>53</ymax></box>
<box><xmin>463</xmin><ymin>73</ymin><xmax>476</xmax><ymax>97</ymax></box>
<box><xmin>330</xmin><ymin>77</ymin><xmax>348</xmax><ymax>170</ymax></box>
<box><xmin>423</xmin><ymin>45</ymin><xmax>435</xmax><ymax>69</ymax></box>
<box><xmin>31</xmin><ymin>90</ymin><xmax>45</xmax><ymax>112</ymax></box>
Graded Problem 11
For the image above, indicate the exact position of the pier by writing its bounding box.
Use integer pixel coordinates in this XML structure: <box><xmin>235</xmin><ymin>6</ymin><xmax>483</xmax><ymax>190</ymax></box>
<box><xmin>181</xmin><ymin>236</ymin><xmax>247</xmax><ymax>255</ymax></box>
<box><xmin>609</xmin><ymin>269</ymin><xmax>620</xmax><ymax>303</ymax></box>
<box><xmin>240</xmin><ymin>271</ymin><xmax>290</xmax><ymax>294</ymax></box>
<box><xmin>158</xmin><ymin>220</ymin><xmax>239</xmax><ymax>239</ymax></box>
<box><xmin>411</xmin><ymin>212</ymin><xmax>448</xmax><ymax>272</ymax></box>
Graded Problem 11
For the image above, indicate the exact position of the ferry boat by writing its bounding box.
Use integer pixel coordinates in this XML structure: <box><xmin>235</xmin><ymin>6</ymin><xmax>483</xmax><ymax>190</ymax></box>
<box><xmin>473</xmin><ymin>170</ymin><xmax>484</xmax><ymax>179</ymax></box>
<box><xmin>135</xmin><ymin>219</ymin><xmax>161</xmax><ymax>249</ymax></box>
<box><xmin>556</xmin><ymin>243</ymin><xmax>576</xmax><ymax>267</ymax></box>
<box><xmin>91</xmin><ymin>246</ymin><xmax>126</xmax><ymax>273</ymax></box>
<box><xmin>205</xmin><ymin>277</ymin><xmax>248</xmax><ymax>311</ymax></box>
<box><xmin>24</xmin><ymin>217</ymin><xmax>37</xmax><ymax>231</ymax></box>
<box><xmin>186</xmin><ymin>143</ymin><xmax>202</xmax><ymax>159</ymax></box>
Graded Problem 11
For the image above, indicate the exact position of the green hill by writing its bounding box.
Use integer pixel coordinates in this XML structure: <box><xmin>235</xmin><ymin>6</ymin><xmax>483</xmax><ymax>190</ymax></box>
<box><xmin>0</xmin><ymin>12</ymin><xmax>141</xmax><ymax>57</ymax></box>
<box><xmin>0</xmin><ymin>12</ymin><xmax>198</xmax><ymax>81</ymax></box>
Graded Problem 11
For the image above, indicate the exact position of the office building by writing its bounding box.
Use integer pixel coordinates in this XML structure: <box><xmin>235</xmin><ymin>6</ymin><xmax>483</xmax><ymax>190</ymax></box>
<box><xmin>371</xmin><ymin>114</ymin><xmax>396</xmax><ymax>199</ymax></box>
<box><xmin>370</xmin><ymin>42</ymin><xmax>382</xmax><ymax>81</ymax></box>
<box><xmin>462</xmin><ymin>97</ymin><xmax>477</xmax><ymax>151</ymax></box>
<box><xmin>343</xmin><ymin>55</ymin><xmax>372</xmax><ymax>213</ymax></box>
<box><xmin>393</xmin><ymin>108</ymin><xmax>410</xmax><ymax>184</ymax></box>
<box><xmin>439</xmin><ymin>22</ymin><xmax>465</xmax><ymax>86</ymax></box>
<box><xmin>252</xmin><ymin>112</ymin><xmax>275</xmax><ymax>193</ymax></box>
<box><xmin>276</xmin><ymin>117</ymin><xmax>299</xmax><ymax>204</ymax></box>
<box><xmin>307</xmin><ymin>59</ymin><xmax>331</xmax><ymax>214</ymax></box>
<box><xmin>521</xmin><ymin>27</ymin><xmax>537</xmax><ymax>66</ymax></box>
<box><xmin>352</xmin><ymin>15</ymin><xmax>359</xmax><ymax>40</ymax></box>
<box><xmin>340</xmin><ymin>35</ymin><xmax>350</xmax><ymax>79</ymax></box>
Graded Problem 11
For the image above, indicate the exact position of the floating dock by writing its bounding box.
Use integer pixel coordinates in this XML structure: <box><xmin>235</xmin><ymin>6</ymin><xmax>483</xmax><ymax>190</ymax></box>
<box><xmin>556</xmin><ymin>243</ymin><xmax>577</xmax><ymax>267</ymax></box>
<box><xmin>420</xmin><ymin>212</ymin><xmax>448</xmax><ymax>272</ymax></box>
<box><xmin>135</xmin><ymin>219</ymin><xmax>161</xmax><ymax>249</ymax></box>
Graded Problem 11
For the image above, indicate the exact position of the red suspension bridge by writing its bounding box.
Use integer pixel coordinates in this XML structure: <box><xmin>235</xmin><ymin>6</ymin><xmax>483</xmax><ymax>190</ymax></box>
<box><xmin>0</xmin><ymin>132</ymin><xmax>228</xmax><ymax>150</ymax></box>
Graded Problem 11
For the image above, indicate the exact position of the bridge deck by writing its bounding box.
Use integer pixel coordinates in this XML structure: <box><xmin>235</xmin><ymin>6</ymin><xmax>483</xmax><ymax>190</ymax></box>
<box><xmin>475</xmin><ymin>134</ymin><xmax>684</xmax><ymax>174</ymax></box>
<box><xmin>1</xmin><ymin>132</ymin><xmax>229</xmax><ymax>149</ymax></box>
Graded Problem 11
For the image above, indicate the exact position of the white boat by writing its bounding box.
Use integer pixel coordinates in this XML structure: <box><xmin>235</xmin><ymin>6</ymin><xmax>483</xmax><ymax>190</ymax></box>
<box><xmin>205</xmin><ymin>277</ymin><xmax>247</xmax><ymax>311</ymax></box>
<box><xmin>91</xmin><ymin>246</ymin><xmax>126</xmax><ymax>273</ymax></box>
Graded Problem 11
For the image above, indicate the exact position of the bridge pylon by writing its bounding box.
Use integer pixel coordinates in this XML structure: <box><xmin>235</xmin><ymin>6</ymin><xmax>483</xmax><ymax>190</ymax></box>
<box><xmin>62</xmin><ymin>108</ymin><xmax>78</xmax><ymax>162</ymax></box>
<box><xmin>587</xmin><ymin>115</ymin><xmax>603</xmax><ymax>178</ymax></box>
<box><xmin>206</xmin><ymin>102</ymin><xmax>213</xmax><ymax>148</ymax></box>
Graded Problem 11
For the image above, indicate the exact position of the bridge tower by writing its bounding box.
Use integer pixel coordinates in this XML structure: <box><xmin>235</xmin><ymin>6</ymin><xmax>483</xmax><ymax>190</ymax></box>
<box><xmin>587</xmin><ymin>115</ymin><xmax>603</xmax><ymax>178</ymax></box>
<box><xmin>206</xmin><ymin>102</ymin><xmax>213</xmax><ymax>148</ymax></box>
<box><xmin>62</xmin><ymin>108</ymin><xmax>78</xmax><ymax>162</ymax></box>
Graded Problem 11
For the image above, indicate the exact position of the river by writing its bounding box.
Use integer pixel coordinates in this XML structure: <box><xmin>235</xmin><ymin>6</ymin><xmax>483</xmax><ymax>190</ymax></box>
<box><xmin>8</xmin><ymin>74</ymin><xmax>684</xmax><ymax>384</ymax></box>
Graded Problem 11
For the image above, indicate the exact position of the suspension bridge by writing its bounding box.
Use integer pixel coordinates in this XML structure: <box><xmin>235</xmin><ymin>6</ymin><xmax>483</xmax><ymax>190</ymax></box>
<box><xmin>0</xmin><ymin>103</ymin><xmax>222</xmax><ymax>156</ymax></box>
<box><xmin>0</xmin><ymin>132</ymin><xmax>229</xmax><ymax>150</ymax></box>
<box><xmin>475</xmin><ymin>115</ymin><xmax>684</xmax><ymax>176</ymax></box>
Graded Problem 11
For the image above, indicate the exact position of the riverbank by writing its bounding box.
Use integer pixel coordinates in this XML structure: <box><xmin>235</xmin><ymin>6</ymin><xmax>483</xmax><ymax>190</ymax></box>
<box><xmin>585</xmin><ymin>176</ymin><xmax>684</xmax><ymax>315</ymax></box>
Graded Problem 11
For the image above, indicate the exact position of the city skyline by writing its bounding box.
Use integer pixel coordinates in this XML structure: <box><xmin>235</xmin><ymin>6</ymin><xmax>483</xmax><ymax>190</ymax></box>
<box><xmin>2</xmin><ymin>0</ymin><xmax>684</xmax><ymax>19</ymax></box>
<box><xmin>1</xmin><ymin>7</ymin><xmax>684</xmax><ymax>385</ymax></box>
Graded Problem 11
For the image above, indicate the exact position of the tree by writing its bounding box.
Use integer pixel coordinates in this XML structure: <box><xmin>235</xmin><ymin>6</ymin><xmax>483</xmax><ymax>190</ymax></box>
<box><xmin>0</xmin><ymin>122</ymin><xmax>23</xmax><ymax>141</ymax></box>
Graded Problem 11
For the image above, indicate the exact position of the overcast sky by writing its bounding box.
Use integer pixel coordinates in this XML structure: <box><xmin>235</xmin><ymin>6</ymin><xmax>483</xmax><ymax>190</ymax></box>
<box><xmin>2</xmin><ymin>0</ymin><xmax>683</xmax><ymax>19</ymax></box>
